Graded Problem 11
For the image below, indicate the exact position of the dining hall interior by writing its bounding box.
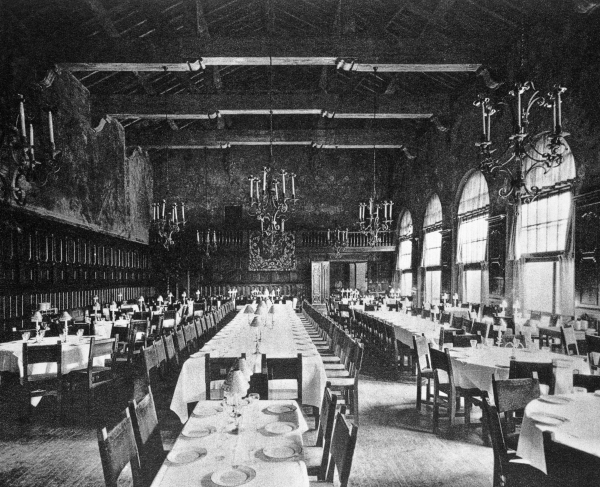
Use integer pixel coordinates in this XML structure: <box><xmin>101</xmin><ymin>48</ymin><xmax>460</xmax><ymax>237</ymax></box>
<box><xmin>1</xmin><ymin>0</ymin><xmax>600</xmax><ymax>486</ymax></box>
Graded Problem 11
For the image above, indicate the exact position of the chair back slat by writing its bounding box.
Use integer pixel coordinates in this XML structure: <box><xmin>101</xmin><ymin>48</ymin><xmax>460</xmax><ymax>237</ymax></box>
<box><xmin>90</xmin><ymin>338</ymin><xmax>117</xmax><ymax>359</ymax></box>
<box><xmin>327</xmin><ymin>411</ymin><xmax>358</xmax><ymax>487</ymax></box>
<box><xmin>509</xmin><ymin>360</ymin><xmax>554</xmax><ymax>394</ymax></box>
<box><xmin>492</xmin><ymin>376</ymin><xmax>540</xmax><ymax>414</ymax></box>
<box><xmin>413</xmin><ymin>335</ymin><xmax>430</xmax><ymax>372</ymax></box>
<box><xmin>97</xmin><ymin>410</ymin><xmax>143</xmax><ymax>487</ymax></box>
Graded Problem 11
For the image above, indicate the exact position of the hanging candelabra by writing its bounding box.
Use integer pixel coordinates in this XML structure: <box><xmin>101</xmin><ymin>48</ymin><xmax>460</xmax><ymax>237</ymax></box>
<box><xmin>150</xmin><ymin>148</ymin><xmax>186</xmax><ymax>249</ymax></box>
<box><xmin>0</xmin><ymin>94</ymin><xmax>62</xmax><ymax>206</ymax></box>
<box><xmin>328</xmin><ymin>227</ymin><xmax>348</xmax><ymax>258</ymax></box>
<box><xmin>197</xmin><ymin>228</ymin><xmax>217</xmax><ymax>257</ymax></box>
<box><xmin>356</xmin><ymin>68</ymin><xmax>393</xmax><ymax>247</ymax></box>
<box><xmin>474</xmin><ymin>81</ymin><xmax>569</xmax><ymax>205</ymax></box>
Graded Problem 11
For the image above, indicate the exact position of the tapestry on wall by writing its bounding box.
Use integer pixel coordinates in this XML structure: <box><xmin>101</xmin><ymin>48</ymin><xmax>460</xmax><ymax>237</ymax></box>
<box><xmin>248</xmin><ymin>231</ymin><xmax>296</xmax><ymax>271</ymax></box>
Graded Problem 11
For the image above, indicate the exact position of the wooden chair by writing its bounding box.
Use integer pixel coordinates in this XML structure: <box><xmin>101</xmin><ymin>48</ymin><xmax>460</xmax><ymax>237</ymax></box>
<box><xmin>304</xmin><ymin>385</ymin><xmax>338</xmax><ymax>479</ymax></box>
<box><xmin>21</xmin><ymin>340</ymin><xmax>64</xmax><ymax>421</ymax></box>
<box><xmin>204</xmin><ymin>354</ymin><xmax>239</xmax><ymax>400</ymax></box>
<box><xmin>438</xmin><ymin>327</ymin><xmax>462</xmax><ymax>350</ymax></box>
<box><xmin>439</xmin><ymin>312</ymin><xmax>451</xmax><ymax>325</ymax></box>
<box><xmin>560</xmin><ymin>326</ymin><xmax>579</xmax><ymax>355</ymax></box>
<box><xmin>162</xmin><ymin>310</ymin><xmax>176</xmax><ymax>329</ymax></box>
<box><xmin>509</xmin><ymin>360</ymin><xmax>555</xmax><ymax>395</ymax></box>
<box><xmin>471</xmin><ymin>321</ymin><xmax>490</xmax><ymax>339</ymax></box>
<box><xmin>265</xmin><ymin>353</ymin><xmax>303</xmax><ymax>404</ymax></box>
<box><xmin>173</xmin><ymin>327</ymin><xmax>189</xmax><ymax>362</ymax></box>
<box><xmin>328</xmin><ymin>342</ymin><xmax>364</xmax><ymax>425</ymax></box>
<box><xmin>413</xmin><ymin>334</ymin><xmax>434</xmax><ymax>410</ymax></box>
<box><xmin>572</xmin><ymin>372</ymin><xmax>600</xmax><ymax>392</ymax></box>
<box><xmin>154</xmin><ymin>337</ymin><xmax>168</xmax><ymax>381</ymax></box>
<box><xmin>141</xmin><ymin>343</ymin><xmax>159</xmax><ymax>390</ymax></box>
<box><xmin>128</xmin><ymin>387</ymin><xmax>165</xmax><ymax>487</ymax></box>
<box><xmin>452</xmin><ymin>334</ymin><xmax>480</xmax><ymax>348</ymax></box>
<box><xmin>310</xmin><ymin>410</ymin><xmax>358</xmax><ymax>487</ymax></box>
<box><xmin>146</xmin><ymin>314</ymin><xmax>164</xmax><ymax>342</ymax></box>
<box><xmin>491</xmin><ymin>376</ymin><xmax>540</xmax><ymax>451</ymax></box>
<box><xmin>183</xmin><ymin>322</ymin><xmax>199</xmax><ymax>354</ymax></box>
<box><xmin>67</xmin><ymin>337</ymin><xmax>117</xmax><ymax>417</ymax></box>
<box><xmin>97</xmin><ymin>409</ymin><xmax>144</xmax><ymax>487</ymax></box>
<box><xmin>585</xmin><ymin>334</ymin><xmax>600</xmax><ymax>373</ymax></box>
<box><xmin>162</xmin><ymin>333</ymin><xmax>180</xmax><ymax>375</ymax></box>
<box><xmin>127</xmin><ymin>319</ymin><xmax>150</xmax><ymax>364</ymax></box>
<box><xmin>480</xmin><ymin>396</ymin><xmax>547</xmax><ymax>487</ymax></box>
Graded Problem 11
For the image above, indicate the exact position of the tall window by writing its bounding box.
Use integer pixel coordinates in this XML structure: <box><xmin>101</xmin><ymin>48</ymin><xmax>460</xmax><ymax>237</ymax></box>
<box><xmin>517</xmin><ymin>139</ymin><xmax>576</xmax><ymax>314</ymax></box>
<box><xmin>397</xmin><ymin>211</ymin><xmax>413</xmax><ymax>296</ymax></box>
<box><xmin>422</xmin><ymin>195</ymin><xmax>443</xmax><ymax>304</ymax></box>
<box><xmin>457</xmin><ymin>171</ymin><xmax>490</xmax><ymax>303</ymax></box>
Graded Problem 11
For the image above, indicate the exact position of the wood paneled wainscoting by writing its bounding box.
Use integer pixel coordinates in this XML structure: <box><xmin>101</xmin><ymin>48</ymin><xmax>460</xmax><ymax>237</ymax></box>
<box><xmin>0</xmin><ymin>211</ymin><xmax>153</xmax><ymax>337</ymax></box>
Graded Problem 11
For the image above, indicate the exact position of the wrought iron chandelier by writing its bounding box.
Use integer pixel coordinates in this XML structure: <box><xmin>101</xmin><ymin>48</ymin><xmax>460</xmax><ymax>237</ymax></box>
<box><xmin>247</xmin><ymin>57</ymin><xmax>298</xmax><ymax>251</ymax></box>
<box><xmin>151</xmin><ymin>148</ymin><xmax>186</xmax><ymax>249</ymax></box>
<box><xmin>197</xmin><ymin>228</ymin><xmax>217</xmax><ymax>258</ymax></box>
<box><xmin>356</xmin><ymin>68</ymin><xmax>393</xmax><ymax>247</ymax></box>
<box><xmin>328</xmin><ymin>227</ymin><xmax>348</xmax><ymax>258</ymax></box>
<box><xmin>474</xmin><ymin>81</ymin><xmax>569</xmax><ymax>204</ymax></box>
<box><xmin>0</xmin><ymin>94</ymin><xmax>62</xmax><ymax>206</ymax></box>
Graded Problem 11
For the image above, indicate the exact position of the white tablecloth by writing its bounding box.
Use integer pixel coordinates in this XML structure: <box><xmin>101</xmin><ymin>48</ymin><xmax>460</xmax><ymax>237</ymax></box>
<box><xmin>0</xmin><ymin>336</ymin><xmax>109</xmax><ymax>377</ymax></box>
<box><xmin>358</xmin><ymin>309</ymin><xmax>450</xmax><ymax>349</ymax></box>
<box><xmin>517</xmin><ymin>393</ymin><xmax>600</xmax><ymax>473</ymax></box>
<box><xmin>448</xmin><ymin>347</ymin><xmax>590</xmax><ymax>400</ymax></box>
<box><xmin>152</xmin><ymin>400</ymin><xmax>309</xmax><ymax>487</ymax></box>
<box><xmin>170</xmin><ymin>305</ymin><xmax>326</xmax><ymax>422</ymax></box>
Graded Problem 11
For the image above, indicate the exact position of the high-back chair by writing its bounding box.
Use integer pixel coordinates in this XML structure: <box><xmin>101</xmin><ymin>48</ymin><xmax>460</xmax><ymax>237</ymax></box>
<box><xmin>471</xmin><ymin>321</ymin><xmax>490</xmax><ymax>340</ymax></box>
<box><xmin>173</xmin><ymin>327</ymin><xmax>189</xmax><ymax>362</ymax></box>
<box><xmin>67</xmin><ymin>337</ymin><xmax>117</xmax><ymax>416</ymax></box>
<box><xmin>128</xmin><ymin>386</ymin><xmax>165</xmax><ymax>487</ymax></box>
<box><xmin>509</xmin><ymin>360</ymin><xmax>555</xmax><ymax>395</ymax></box>
<box><xmin>585</xmin><ymin>334</ymin><xmax>600</xmax><ymax>373</ymax></box>
<box><xmin>265</xmin><ymin>353</ymin><xmax>303</xmax><ymax>404</ymax></box>
<box><xmin>327</xmin><ymin>341</ymin><xmax>364</xmax><ymax>425</ymax></box>
<box><xmin>413</xmin><ymin>334</ymin><xmax>433</xmax><ymax>410</ymax></box>
<box><xmin>491</xmin><ymin>376</ymin><xmax>541</xmax><ymax>450</ymax></box>
<box><xmin>305</xmin><ymin>385</ymin><xmax>338</xmax><ymax>480</ymax></box>
<box><xmin>321</xmin><ymin>410</ymin><xmax>359</xmax><ymax>487</ymax></box>
<box><xmin>560</xmin><ymin>326</ymin><xmax>579</xmax><ymax>356</ymax></box>
<box><xmin>204</xmin><ymin>354</ymin><xmax>240</xmax><ymax>400</ymax></box>
<box><xmin>21</xmin><ymin>340</ymin><xmax>64</xmax><ymax>420</ymax></box>
<box><xmin>97</xmin><ymin>409</ymin><xmax>144</xmax><ymax>487</ymax></box>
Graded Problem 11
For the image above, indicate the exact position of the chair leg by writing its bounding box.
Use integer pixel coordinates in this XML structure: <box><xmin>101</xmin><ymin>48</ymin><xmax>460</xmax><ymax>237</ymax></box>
<box><xmin>449</xmin><ymin>394</ymin><xmax>457</xmax><ymax>427</ymax></box>
<box><xmin>432</xmin><ymin>387</ymin><xmax>440</xmax><ymax>434</ymax></box>
<box><xmin>416</xmin><ymin>371</ymin><xmax>422</xmax><ymax>410</ymax></box>
<box><xmin>464</xmin><ymin>397</ymin><xmax>471</xmax><ymax>425</ymax></box>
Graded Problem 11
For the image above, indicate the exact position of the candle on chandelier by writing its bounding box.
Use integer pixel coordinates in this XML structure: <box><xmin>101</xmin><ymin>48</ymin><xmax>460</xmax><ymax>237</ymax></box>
<box><xmin>486</xmin><ymin>110</ymin><xmax>491</xmax><ymax>142</ymax></box>
<box><xmin>281</xmin><ymin>219</ymin><xmax>285</xmax><ymax>232</ymax></box>
<box><xmin>291</xmin><ymin>174</ymin><xmax>295</xmax><ymax>197</ymax></box>
<box><xmin>48</xmin><ymin>110</ymin><xmax>55</xmax><ymax>145</ymax></box>
<box><xmin>389</xmin><ymin>201</ymin><xmax>393</xmax><ymax>218</ymax></box>
<box><xmin>213</xmin><ymin>230</ymin><xmax>217</xmax><ymax>244</ymax></box>
<box><xmin>369</xmin><ymin>199</ymin><xmax>373</xmax><ymax>217</ymax></box>
<box><xmin>249</xmin><ymin>176</ymin><xmax>254</xmax><ymax>198</ymax></box>
<box><xmin>162</xmin><ymin>200</ymin><xmax>166</xmax><ymax>219</ymax></box>
<box><xmin>19</xmin><ymin>97</ymin><xmax>26</xmax><ymax>137</ymax></box>
<box><xmin>346</xmin><ymin>228</ymin><xmax>349</xmax><ymax>241</ymax></box>
<box><xmin>327</xmin><ymin>229</ymin><xmax>331</xmax><ymax>241</ymax></box>
<box><xmin>181</xmin><ymin>203</ymin><xmax>185</xmax><ymax>221</ymax></box>
<box><xmin>173</xmin><ymin>204</ymin><xmax>178</xmax><ymax>222</ymax></box>
<box><xmin>197</xmin><ymin>230</ymin><xmax>200</xmax><ymax>243</ymax></box>
<box><xmin>263</xmin><ymin>168</ymin><xmax>267</xmax><ymax>191</ymax></box>
<box><xmin>206</xmin><ymin>230</ymin><xmax>210</xmax><ymax>243</ymax></box>
<box><xmin>275</xmin><ymin>181</ymin><xmax>279</xmax><ymax>200</ymax></box>
<box><xmin>281</xmin><ymin>170</ymin><xmax>286</xmax><ymax>195</ymax></box>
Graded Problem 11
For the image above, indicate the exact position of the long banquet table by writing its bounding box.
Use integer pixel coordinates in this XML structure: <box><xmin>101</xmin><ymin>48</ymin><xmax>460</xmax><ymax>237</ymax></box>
<box><xmin>170</xmin><ymin>305</ymin><xmax>327</xmax><ymax>422</ymax></box>
<box><xmin>517</xmin><ymin>392</ymin><xmax>600</xmax><ymax>474</ymax></box>
<box><xmin>152</xmin><ymin>399</ymin><xmax>310</xmax><ymax>487</ymax></box>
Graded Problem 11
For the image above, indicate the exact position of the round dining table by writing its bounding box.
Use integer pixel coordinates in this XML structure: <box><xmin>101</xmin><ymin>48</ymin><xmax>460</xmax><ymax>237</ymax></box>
<box><xmin>517</xmin><ymin>392</ymin><xmax>600</xmax><ymax>473</ymax></box>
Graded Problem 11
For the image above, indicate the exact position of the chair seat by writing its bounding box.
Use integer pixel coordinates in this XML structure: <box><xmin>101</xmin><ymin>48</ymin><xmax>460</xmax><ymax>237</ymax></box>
<box><xmin>326</xmin><ymin>370</ymin><xmax>350</xmax><ymax>378</ymax></box>
<box><xmin>327</xmin><ymin>377</ymin><xmax>355</xmax><ymax>387</ymax></box>
<box><xmin>324</xmin><ymin>364</ymin><xmax>346</xmax><ymax>370</ymax></box>
<box><xmin>268</xmin><ymin>379</ymin><xmax>299</xmax><ymax>400</ymax></box>
<box><xmin>304</xmin><ymin>445</ymin><xmax>324</xmax><ymax>473</ymax></box>
<box><xmin>25</xmin><ymin>374</ymin><xmax>63</xmax><ymax>383</ymax></box>
<box><xmin>320</xmin><ymin>356</ymin><xmax>341</xmax><ymax>363</ymax></box>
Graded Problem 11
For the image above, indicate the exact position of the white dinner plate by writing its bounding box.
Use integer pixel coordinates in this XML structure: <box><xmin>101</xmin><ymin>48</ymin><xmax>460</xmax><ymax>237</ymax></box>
<box><xmin>182</xmin><ymin>426</ymin><xmax>216</xmax><ymax>438</ymax></box>
<box><xmin>538</xmin><ymin>396</ymin><xmax>572</xmax><ymax>405</ymax></box>
<box><xmin>266</xmin><ymin>404</ymin><xmax>297</xmax><ymax>414</ymax></box>
<box><xmin>211</xmin><ymin>465</ymin><xmax>256</xmax><ymax>486</ymax></box>
<box><xmin>529</xmin><ymin>413</ymin><xmax>568</xmax><ymax>426</ymax></box>
<box><xmin>263</xmin><ymin>445</ymin><xmax>301</xmax><ymax>459</ymax></box>
<box><xmin>167</xmin><ymin>448</ymin><xmax>207</xmax><ymax>464</ymax></box>
<box><xmin>193</xmin><ymin>406</ymin><xmax>223</xmax><ymax>417</ymax></box>
<box><xmin>265</xmin><ymin>422</ymin><xmax>297</xmax><ymax>434</ymax></box>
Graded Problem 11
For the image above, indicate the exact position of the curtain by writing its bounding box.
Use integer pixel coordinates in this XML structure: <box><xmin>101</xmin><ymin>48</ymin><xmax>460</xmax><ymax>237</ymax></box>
<box><xmin>423</xmin><ymin>195</ymin><xmax>443</xmax><ymax>228</ymax></box>
<box><xmin>558</xmin><ymin>197</ymin><xmax>576</xmax><ymax>316</ymax></box>
<box><xmin>422</xmin><ymin>231</ymin><xmax>442</xmax><ymax>267</ymax></box>
<box><xmin>481</xmin><ymin>261</ymin><xmax>489</xmax><ymax>305</ymax></box>
<box><xmin>456</xmin><ymin>263</ymin><xmax>465</xmax><ymax>303</ymax></box>
<box><xmin>457</xmin><ymin>217</ymin><xmax>488</xmax><ymax>264</ymax></box>
<box><xmin>458</xmin><ymin>171</ymin><xmax>490</xmax><ymax>214</ymax></box>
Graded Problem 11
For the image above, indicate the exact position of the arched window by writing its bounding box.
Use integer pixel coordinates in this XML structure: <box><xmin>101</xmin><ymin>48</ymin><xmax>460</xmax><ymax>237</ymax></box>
<box><xmin>516</xmin><ymin>138</ymin><xmax>576</xmax><ymax>314</ymax></box>
<box><xmin>422</xmin><ymin>195</ymin><xmax>443</xmax><ymax>304</ymax></box>
<box><xmin>457</xmin><ymin>171</ymin><xmax>490</xmax><ymax>304</ymax></box>
<box><xmin>397</xmin><ymin>211</ymin><xmax>413</xmax><ymax>296</ymax></box>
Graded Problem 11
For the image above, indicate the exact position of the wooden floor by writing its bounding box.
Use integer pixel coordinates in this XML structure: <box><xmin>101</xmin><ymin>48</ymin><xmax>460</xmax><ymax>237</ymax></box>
<box><xmin>0</xmin><ymin>349</ymin><xmax>493</xmax><ymax>487</ymax></box>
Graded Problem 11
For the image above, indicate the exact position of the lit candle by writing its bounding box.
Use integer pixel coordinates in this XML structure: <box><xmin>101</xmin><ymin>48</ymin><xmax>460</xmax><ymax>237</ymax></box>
<box><xmin>19</xmin><ymin>97</ymin><xmax>26</xmax><ymax>137</ymax></box>
<box><xmin>197</xmin><ymin>230</ymin><xmax>200</xmax><ymax>243</ymax></box>
<box><xmin>48</xmin><ymin>110</ymin><xmax>55</xmax><ymax>145</ymax></box>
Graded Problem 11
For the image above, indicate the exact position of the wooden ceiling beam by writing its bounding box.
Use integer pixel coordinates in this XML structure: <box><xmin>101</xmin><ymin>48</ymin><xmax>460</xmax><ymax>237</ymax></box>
<box><xmin>126</xmin><ymin>129</ymin><xmax>407</xmax><ymax>149</ymax></box>
<box><xmin>48</xmin><ymin>35</ymin><xmax>479</xmax><ymax>65</ymax></box>
<box><xmin>93</xmin><ymin>93</ymin><xmax>448</xmax><ymax>117</ymax></box>
<box><xmin>60</xmin><ymin>60</ymin><xmax>479</xmax><ymax>72</ymax></box>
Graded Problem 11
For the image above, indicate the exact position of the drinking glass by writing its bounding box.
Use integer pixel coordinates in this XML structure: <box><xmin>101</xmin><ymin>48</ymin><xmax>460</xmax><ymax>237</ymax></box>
<box><xmin>77</xmin><ymin>328</ymin><xmax>84</xmax><ymax>342</ymax></box>
<box><xmin>248</xmin><ymin>393</ymin><xmax>260</xmax><ymax>404</ymax></box>
<box><xmin>486</xmin><ymin>338</ymin><xmax>495</xmax><ymax>348</ymax></box>
<box><xmin>22</xmin><ymin>332</ymin><xmax>30</xmax><ymax>342</ymax></box>
<box><xmin>470</xmin><ymin>339</ymin><xmax>477</xmax><ymax>348</ymax></box>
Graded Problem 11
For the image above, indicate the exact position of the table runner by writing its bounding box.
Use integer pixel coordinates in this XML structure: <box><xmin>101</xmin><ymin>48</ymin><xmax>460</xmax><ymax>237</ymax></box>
<box><xmin>517</xmin><ymin>392</ymin><xmax>600</xmax><ymax>473</ymax></box>
<box><xmin>152</xmin><ymin>400</ymin><xmax>309</xmax><ymax>487</ymax></box>
<box><xmin>170</xmin><ymin>305</ymin><xmax>326</xmax><ymax>422</ymax></box>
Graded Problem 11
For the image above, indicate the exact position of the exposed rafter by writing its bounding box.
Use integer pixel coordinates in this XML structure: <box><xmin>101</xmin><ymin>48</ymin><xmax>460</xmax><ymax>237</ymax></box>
<box><xmin>126</xmin><ymin>129</ymin><xmax>407</xmax><ymax>149</ymax></box>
